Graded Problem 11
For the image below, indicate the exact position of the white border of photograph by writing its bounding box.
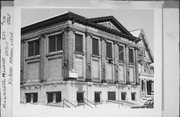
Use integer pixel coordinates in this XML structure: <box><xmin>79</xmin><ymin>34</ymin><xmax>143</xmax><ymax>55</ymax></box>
<box><xmin>12</xmin><ymin>1</ymin><xmax>179</xmax><ymax>117</ymax></box>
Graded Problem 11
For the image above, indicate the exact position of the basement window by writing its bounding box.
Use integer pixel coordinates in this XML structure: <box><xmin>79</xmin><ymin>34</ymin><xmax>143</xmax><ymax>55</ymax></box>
<box><xmin>25</xmin><ymin>93</ymin><xmax>38</xmax><ymax>103</ymax></box>
<box><xmin>108</xmin><ymin>92</ymin><xmax>116</xmax><ymax>100</ymax></box>
<box><xmin>47</xmin><ymin>92</ymin><xmax>61</xmax><ymax>103</ymax></box>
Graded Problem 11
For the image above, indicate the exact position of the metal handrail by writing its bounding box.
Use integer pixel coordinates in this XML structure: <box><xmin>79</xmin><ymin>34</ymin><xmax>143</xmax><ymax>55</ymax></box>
<box><xmin>63</xmin><ymin>98</ymin><xmax>76</xmax><ymax>108</ymax></box>
<box><xmin>63</xmin><ymin>101</ymin><xmax>71</xmax><ymax>108</ymax></box>
<box><xmin>84</xmin><ymin>98</ymin><xmax>96</xmax><ymax>108</ymax></box>
<box><xmin>83</xmin><ymin>100</ymin><xmax>93</xmax><ymax>108</ymax></box>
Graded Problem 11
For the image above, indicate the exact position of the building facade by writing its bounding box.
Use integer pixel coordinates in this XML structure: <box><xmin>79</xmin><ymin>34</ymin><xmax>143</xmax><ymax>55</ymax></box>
<box><xmin>131</xmin><ymin>29</ymin><xmax>154</xmax><ymax>100</ymax></box>
<box><xmin>20</xmin><ymin>12</ymin><xmax>141</xmax><ymax>106</ymax></box>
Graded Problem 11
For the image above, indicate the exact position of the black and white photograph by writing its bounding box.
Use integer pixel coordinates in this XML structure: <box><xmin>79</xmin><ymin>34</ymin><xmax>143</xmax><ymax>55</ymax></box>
<box><xmin>0</xmin><ymin>0</ymin><xmax>179</xmax><ymax>117</ymax></box>
<box><xmin>20</xmin><ymin>8</ymin><xmax>154</xmax><ymax>109</ymax></box>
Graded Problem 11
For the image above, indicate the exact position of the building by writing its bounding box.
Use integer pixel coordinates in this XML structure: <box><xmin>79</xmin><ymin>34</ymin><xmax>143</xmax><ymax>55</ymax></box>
<box><xmin>20</xmin><ymin>12</ymin><xmax>142</xmax><ymax>107</ymax></box>
<box><xmin>131</xmin><ymin>29</ymin><xmax>154</xmax><ymax>100</ymax></box>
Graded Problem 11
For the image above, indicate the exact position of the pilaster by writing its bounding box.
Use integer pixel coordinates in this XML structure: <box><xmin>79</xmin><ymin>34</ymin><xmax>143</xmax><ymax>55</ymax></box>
<box><xmin>114</xmin><ymin>42</ymin><xmax>119</xmax><ymax>82</ymax></box>
<box><xmin>85</xmin><ymin>32</ymin><xmax>92</xmax><ymax>81</ymax></box>
<box><xmin>101</xmin><ymin>38</ymin><xmax>106</xmax><ymax>82</ymax></box>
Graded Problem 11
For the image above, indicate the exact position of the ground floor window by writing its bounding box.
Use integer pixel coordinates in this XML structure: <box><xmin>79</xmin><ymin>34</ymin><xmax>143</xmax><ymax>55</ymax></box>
<box><xmin>94</xmin><ymin>92</ymin><xmax>101</xmax><ymax>103</ymax></box>
<box><xmin>25</xmin><ymin>93</ymin><xmax>38</xmax><ymax>103</ymax></box>
<box><xmin>77</xmin><ymin>92</ymin><xmax>84</xmax><ymax>103</ymax></box>
<box><xmin>121</xmin><ymin>92</ymin><xmax>126</xmax><ymax>100</ymax></box>
<box><xmin>47</xmin><ymin>92</ymin><xmax>61</xmax><ymax>103</ymax></box>
<box><xmin>108</xmin><ymin>92</ymin><xmax>116</xmax><ymax>100</ymax></box>
<box><xmin>131</xmin><ymin>92</ymin><xmax>136</xmax><ymax>101</ymax></box>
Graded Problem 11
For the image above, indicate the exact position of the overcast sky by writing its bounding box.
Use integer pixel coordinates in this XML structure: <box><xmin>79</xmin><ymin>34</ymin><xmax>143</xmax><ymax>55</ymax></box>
<box><xmin>21</xmin><ymin>8</ymin><xmax>154</xmax><ymax>54</ymax></box>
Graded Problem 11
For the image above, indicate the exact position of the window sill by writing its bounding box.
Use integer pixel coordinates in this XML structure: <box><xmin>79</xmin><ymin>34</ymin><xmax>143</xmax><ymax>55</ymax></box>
<box><xmin>74</xmin><ymin>51</ymin><xmax>85</xmax><ymax>55</ymax></box>
<box><xmin>46</xmin><ymin>50</ymin><xmax>63</xmax><ymax>57</ymax></box>
<box><xmin>26</xmin><ymin>55</ymin><xmax>40</xmax><ymax>61</ymax></box>
<box><xmin>92</xmin><ymin>54</ymin><xmax>100</xmax><ymax>58</ymax></box>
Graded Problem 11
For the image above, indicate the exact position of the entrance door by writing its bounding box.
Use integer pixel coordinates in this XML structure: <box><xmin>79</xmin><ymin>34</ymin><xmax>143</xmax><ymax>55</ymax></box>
<box><xmin>77</xmin><ymin>92</ymin><xmax>84</xmax><ymax>103</ymax></box>
<box><xmin>95</xmin><ymin>92</ymin><xmax>101</xmax><ymax>103</ymax></box>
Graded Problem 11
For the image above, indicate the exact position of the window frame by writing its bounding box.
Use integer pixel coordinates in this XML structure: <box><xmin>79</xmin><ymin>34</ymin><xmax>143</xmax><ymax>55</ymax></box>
<box><xmin>106</xmin><ymin>41</ymin><xmax>113</xmax><ymax>59</ymax></box>
<box><xmin>118</xmin><ymin>44</ymin><xmax>125</xmax><ymax>62</ymax></box>
<box><xmin>92</xmin><ymin>37</ymin><xmax>100</xmax><ymax>56</ymax></box>
<box><xmin>129</xmin><ymin>47</ymin><xmax>135</xmax><ymax>64</ymax></box>
<box><xmin>75</xmin><ymin>32</ymin><xmax>84</xmax><ymax>53</ymax></box>
<box><xmin>48</xmin><ymin>32</ymin><xmax>63</xmax><ymax>53</ymax></box>
<box><xmin>27</xmin><ymin>39</ymin><xmax>40</xmax><ymax>57</ymax></box>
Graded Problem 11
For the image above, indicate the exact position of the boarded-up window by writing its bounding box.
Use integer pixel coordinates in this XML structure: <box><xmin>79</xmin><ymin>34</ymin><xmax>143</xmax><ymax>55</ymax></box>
<box><xmin>48</xmin><ymin>58</ymin><xmax>62</xmax><ymax>79</ymax></box>
<box><xmin>118</xmin><ymin>65</ymin><xmax>125</xmax><ymax>82</ymax></box>
<box><xmin>106</xmin><ymin>63</ymin><xmax>113</xmax><ymax>80</ymax></box>
<box><xmin>129</xmin><ymin>67</ymin><xmax>134</xmax><ymax>82</ymax></box>
<box><xmin>92</xmin><ymin>38</ymin><xmax>99</xmax><ymax>55</ymax></box>
<box><xmin>106</xmin><ymin>42</ymin><xmax>112</xmax><ymax>58</ymax></box>
<box><xmin>75</xmin><ymin>58</ymin><xmax>83</xmax><ymax>78</ymax></box>
<box><xmin>92</xmin><ymin>60</ymin><xmax>99</xmax><ymax>79</ymax></box>
<box><xmin>75</xmin><ymin>34</ymin><xmax>83</xmax><ymax>52</ymax></box>
<box><xmin>119</xmin><ymin>45</ymin><xmax>124</xmax><ymax>61</ymax></box>
<box><xmin>49</xmin><ymin>34</ymin><xmax>62</xmax><ymax>52</ymax></box>
<box><xmin>129</xmin><ymin>48</ymin><xmax>134</xmax><ymax>63</ymax></box>
<box><xmin>28</xmin><ymin>40</ymin><xmax>39</xmax><ymax>57</ymax></box>
<box><xmin>27</xmin><ymin>62</ymin><xmax>39</xmax><ymax>81</ymax></box>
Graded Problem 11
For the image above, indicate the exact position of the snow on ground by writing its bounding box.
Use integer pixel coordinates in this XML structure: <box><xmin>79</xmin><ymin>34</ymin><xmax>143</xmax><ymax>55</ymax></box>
<box><xmin>13</xmin><ymin>102</ymin><xmax>145</xmax><ymax>117</ymax></box>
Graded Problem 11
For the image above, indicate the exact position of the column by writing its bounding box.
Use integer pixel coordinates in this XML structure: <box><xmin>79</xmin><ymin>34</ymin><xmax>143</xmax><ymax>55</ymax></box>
<box><xmin>135</xmin><ymin>49</ymin><xmax>139</xmax><ymax>85</ymax></box>
<box><xmin>85</xmin><ymin>32</ymin><xmax>92</xmax><ymax>82</ymax></box>
<box><xmin>39</xmin><ymin>34</ymin><xmax>47</xmax><ymax>82</ymax></box>
<box><xmin>63</xmin><ymin>27</ymin><xmax>75</xmax><ymax>80</ymax></box>
<box><xmin>125</xmin><ymin>45</ymin><xmax>129</xmax><ymax>84</ymax></box>
<box><xmin>23</xmin><ymin>41</ymin><xmax>28</xmax><ymax>83</ymax></box>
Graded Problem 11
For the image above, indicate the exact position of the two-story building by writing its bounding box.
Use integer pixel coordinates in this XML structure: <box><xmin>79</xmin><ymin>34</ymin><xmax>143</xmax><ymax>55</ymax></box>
<box><xmin>20</xmin><ymin>12</ymin><xmax>141</xmax><ymax>107</ymax></box>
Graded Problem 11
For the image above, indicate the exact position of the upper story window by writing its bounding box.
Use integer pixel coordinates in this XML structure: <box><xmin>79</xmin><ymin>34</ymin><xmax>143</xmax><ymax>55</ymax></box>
<box><xmin>75</xmin><ymin>33</ymin><xmax>83</xmax><ymax>53</ymax></box>
<box><xmin>106</xmin><ymin>42</ymin><xmax>112</xmax><ymax>58</ymax></box>
<box><xmin>129</xmin><ymin>48</ymin><xmax>134</xmax><ymax>63</ymax></box>
<box><xmin>28</xmin><ymin>40</ymin><xmax>39</xmax><ymax>57</ymax></box>
<box><xmin>119</xmin><ymin>45</ymin><xmax>124</xmax><ymax>61</ymax></box>
<box><xmin>92</xmin><ymin>38</ymin><xmax>99</xmax><ymax>56</ymax></box>
<box><xmin>49</xmin><ymin>34</ymin><xmax>63</xmax><ymax>53</ymax></box>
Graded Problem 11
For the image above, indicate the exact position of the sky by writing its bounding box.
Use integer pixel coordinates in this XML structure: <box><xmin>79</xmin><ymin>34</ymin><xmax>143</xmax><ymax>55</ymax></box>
<box><xmin>21</xmin><ymin>8</ymin><xmax>154</xmax><ymax>55</ymax></box>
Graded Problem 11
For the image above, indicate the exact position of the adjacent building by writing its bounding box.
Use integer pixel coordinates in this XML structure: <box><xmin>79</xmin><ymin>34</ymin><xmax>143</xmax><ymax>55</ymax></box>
<box><xmin>20</xmin><ymin>12</ymin><xmax>142</xmax><ymax>106</ymax></box>
<box><xmin>131</xmin><ymin>29</ymin><xmax>154</xmax><ymax>100</ymax></box>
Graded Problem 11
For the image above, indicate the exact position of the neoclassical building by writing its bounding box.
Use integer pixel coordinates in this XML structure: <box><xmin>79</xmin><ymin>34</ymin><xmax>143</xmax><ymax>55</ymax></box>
<box><xmin>20</xmin><ymin>12</ymin><xmax>142</xmax><ymax>107</ymax></box>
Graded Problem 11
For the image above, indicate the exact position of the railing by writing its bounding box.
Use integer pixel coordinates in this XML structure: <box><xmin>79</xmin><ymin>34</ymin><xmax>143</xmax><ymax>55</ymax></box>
<box><xmin>84</xmin><ymin>98</ymin><xmax>96</xmax><ymax>108</ymax></box>
<box><xmin>63</xmin><ymin>98</ymin><xmax>76</xmax><ymax>108</ymax></box>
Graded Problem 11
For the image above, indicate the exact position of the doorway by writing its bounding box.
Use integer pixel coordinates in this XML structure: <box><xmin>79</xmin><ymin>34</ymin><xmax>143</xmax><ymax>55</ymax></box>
<box><xmin>94</xmin><ymin>92</ymin><xmax>101</xmax><ymax>103</ymax></box>
<box><xmin>77</xmin><ymin>92</ymin><xmax>84</xmax><ymax>103</ymax></box>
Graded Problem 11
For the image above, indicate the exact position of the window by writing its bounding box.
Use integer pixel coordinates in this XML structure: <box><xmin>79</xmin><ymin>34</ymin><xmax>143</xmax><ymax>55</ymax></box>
<box><xmin>47</xmin><ymin>92</ymin><xmax>61</xmax><ymax>103</ymax></box>
<box><xmin>129</xmin><ymin>48</ymin><xmax>134</xmax><ymax>63</ymax></box>
<box><xmin>131</xmin><ymin>93</ymin><xmax>136</xmax><ymax>101</ymax></box>
<box><xmin>75</xmin><ymin>33</ymin><xmax>83</xmax><ymax>52</ymax></box>
<box><xmin>106</xmin><ymin>42</ymin><xmax>112</xmax><ymax>58</ymax></box>
<box><xmin>49</xmin><ymin>34</ymin><xmax>62</xmax><ymax>52</ymax></box>
<box><xmin>108</xmin><ymin>92</ymin><xmax>116</xmax><ymax>100</ymax></box>
<box><xmin>28</xmin><ymin>40</ymin><xmax>39</xmax><ymax>57</ymax></box>
<box><xmin>92</xmin><ymin>38</ymin><xmax>99</xmax><ymax>55</ymax></box>
<box><xmin>25</xmin><ymin>93</ymin><xmax>38</xmax><ymax>103</ymax></box>
<box><xmin>119</xmin><ymin>45</ymin><xmax>124</xmax><ymax>61</ymax></box>
<box><xmin>121</xmin><ymin>92</ymin><xmax>126</xmax><ymax>100</ymax></box>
